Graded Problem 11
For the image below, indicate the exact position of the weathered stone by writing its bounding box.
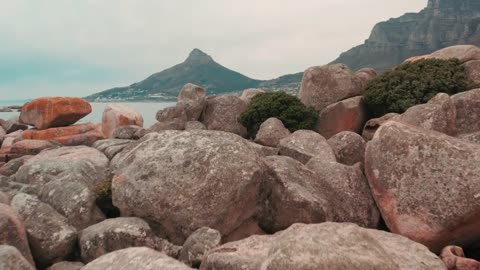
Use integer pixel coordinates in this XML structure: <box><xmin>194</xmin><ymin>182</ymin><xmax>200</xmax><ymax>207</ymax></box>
<box><xmin>102</xmin><ymin>104</ymin><xmax>143</xmax><ymax>138</ymax></box>
<box><xmin>9</xmin><ymin>139</ymin><xmax>60</xmax><ymax>157</ymax></box>
<box><xmin>112</xmin><ymin>125</ymin><xmax>144</xmax><ymax>140</ymax></box>
<box><xmin>79</xmin><ymin>217</ymin><xmax>155</xmax><ymax>263</ymax></box>
<box><xmin>239</xmin><ymin>88</ymin><xmax>265</xmax><ymax>105</ymax></box>
<box><xmin>202</xmin><ymin>95</ymin><xmax>247</xmax><ymax>137</ymax></box>
<box><xmin>0</xmin><ymin>155</ymin><xmax>33</xmax><ymax>177</ymax></box>
<box><xmin>362</xmin><ymin>113</ymin><xmax>400</xmax><ymax>141</ymax></box>
<box><xmin>246</xmin><ymin>141</ymin><xmax>279</xmax><ymax>157</ymax></box>
<box><xmin>47</xmin><ymin>261</ymin><xmax>84</xmax><ymax>270</ymax></box>
<box><xmin>452</xmin><ymin>88</ymin><xmax>480</xmax><ymax>135</ymax></box>
<box><xmin>0</xmin><ymin>191</ymin><xmax>9</xmax><ymax>204</ymax></box>
<box><xmin>259</xmin><ymin>156</ymin><xmax>334</xmax><ymax>233</ymax></box>
<box><xmin>93</xmin><ymin>139</ymin><xmax>134</xmax><ymax>160</ymax></box>
<box><xmin>317</xmin><ymin>96</ymin><xmax>368</xmax><ymax>138</ymax></box>
<box><xmin>365</xmin><ymin>120</ymin><xmax>480</xmax><ymax>252</ymax></box>
<box><xmin>11</xmin><ymin>193</ymin><xmax>77</xmax><ymax>266</ymax></box>
<box><xmin>155</xmin><ymin>105</ymin><xmax>188</xmax><ymax>130</ymax></box>
<box><xmin>1</xmin><ymin>117</ymin><xmax>28</xmax><ymax>134</ymax></box>
<box><xmin>201</xmin><ymin>222</ymin><xmax>445</xmax><ymax>270</ymax></box>
<box><xmin>20</xmin><ymin>97</ymin><xmax>92</xmax><ymax>129</ymax></box>
<box><xmin>355</xmin><ymin>68</ymin><xmax>377</xmax><ymax>89</ymax></box>
<box><xmin>457</xmin><ymin>132</ymin><xmax>480</xmax><ymax>144</ymax></box>
<box><xmin>111</xmin><ymin>130</ymin><xmax>266</xmax><ymax>244</ymax></box>
<box><xmin>179</xmin><ymin>227</ymin><xmax>221</xmax><ymax>267</ymax></box>
<box><xmin>39</xmin><ymin>179</ymin><xmax>105</xmax><ymax>230</ymax></box>
<box><xmin>299</xmin><ymin>64</ymin><xmax>364</xmax><ymax>111</ymax></box>
<box><xmin>441</xmin><ymin>246</ymin><xmax>480</xmax><ymax>270</ymax></box>
<box><xmin>327</xmin><ymin>131</ymin><xmax>366</xmax><ymax>166</ymax></box>
<box><xmin>22</xmin><ymin>123</ymin><xmax>105</xmax><ymax>146</ymax></box>
<box><xmin>0</xmin><ymin>245</ymin><xmax>35</xmax><ymax>270</ymax></box>
<box><xmin>397</xmin><ymin>93</ymin><xmax>456</xmax><ymax>135</ymax></box>
<box><xmin>306</xmin><ymin>157</ymin><xmax>380</xmax><ymax>228</ymax></box>
<box><xmin>82</xmin><ymin>247</ymin><xmax>193</xmax><ymax>270</ymax></box>
<box><xmin>466</xmin><ymin>60</ymin><xmax>480</xmax><ymax>88</ymax></box>
<box><xmin>177</xmin><ymin>83</ymin><xmax>207</xmax><ymax>121</ymax></box>
<box><xmin>278</xmin><ymin>130</ymin><xmax>335</xmax><ymax>164</ymax></box>
<box><xmin>14</xmin><ymin>146</ymin><xmax>110</xmax><ymax>191</ymax></box>
<box><xmin>254</xmin><ymin>118</ymin><xmax>291</xmax><ymax>147</ymax></box>
<box><xmin>429</xmin><ymin>45</ymin><xmax>480</xmax><ymax>63</ymax></box>
<box><xmin>185</xmin><ymin>121</ymin><xmax>206</xmax><ymax>130</ymax></box>
<box><xmin>0</xmin><ymin>203</ymin><xmax>35</xmax><ymax>265</ymax></box>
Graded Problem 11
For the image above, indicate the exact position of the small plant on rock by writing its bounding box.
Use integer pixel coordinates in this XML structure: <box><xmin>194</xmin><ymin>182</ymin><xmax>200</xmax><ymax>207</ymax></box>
<box><xmin>240</xmin><ymin>91</ymin><xmax>318</xmax><ymax>138</ymax></box>
<box><xmin>363</xmin><ymin>58</ymin><xmax>468</xmax><ymax>117</ymax></box>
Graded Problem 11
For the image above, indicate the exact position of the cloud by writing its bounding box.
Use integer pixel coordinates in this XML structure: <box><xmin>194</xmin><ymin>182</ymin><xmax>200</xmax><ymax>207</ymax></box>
<box><xmin>0</xmin><ymin>0</ymin><xmax>426</xmax><ymax>100</ymax></box>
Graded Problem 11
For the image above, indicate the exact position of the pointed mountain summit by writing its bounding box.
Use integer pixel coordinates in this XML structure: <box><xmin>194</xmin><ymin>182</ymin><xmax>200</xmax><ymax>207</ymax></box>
<box><xmin>86</xmin><ymin>49</ymin><xmax>262</xmax><ymax>101</ymax></box>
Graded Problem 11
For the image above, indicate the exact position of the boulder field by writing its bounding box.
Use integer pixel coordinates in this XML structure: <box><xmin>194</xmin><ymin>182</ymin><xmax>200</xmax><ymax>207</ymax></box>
<box><xmin>2</xmin><ymin>45</ymin><xmax>480</xmax><ymax>269</ymax></box>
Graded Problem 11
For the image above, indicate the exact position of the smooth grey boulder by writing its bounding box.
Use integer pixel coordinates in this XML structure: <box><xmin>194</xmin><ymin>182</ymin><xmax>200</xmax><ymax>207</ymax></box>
<box><xmin>254</xmin><ymin>118</ymin><xmax>291</xmax><ymax>147</ymax></box>
<box><xmin>177</xmin><ymin>83</ymin><xmax>207</xmax><ymax>121</ymax></box>
<box><xmin>93</xmin><ymin>139</ymin><xmax>134</xmax><ymax>160</ymax></box>
<box><xmin>79</xmin><ymin>217</ymin><xmax>155</xmax><ymax>263</ymax></box>
<box><xmin>111</xmin><ymin>130</ymin><xmax>266</xmax><ymax>244</ymax></box>
<box><xmin>278</xmin><ymin>130</ymin><xmax>336</xmax><ymax>164</ymax></box>
<box><xmin>365</xmin><ymin>120</ymin><xmax>480</xmax><ymax>252</ymax></box>
<box><xmin>11</xmin><ymin>193</ymin><xmax>77</xmax><ymax>266</ymax></box>
<box><xmin>299</xmin><ymin>64</ymin><xmax>364</xmax><ymax>111</ymax></box>
<box><xmin>0</xmin><ymin>245</ymin><xmax>35</xmax><ymax>270</ymax></box>
<box><xmin>201</xmin><ymin>95</ymin><xmax>248</xmax><ymax>137</ymax></box>
<box><xmin>179</xmin><ymin>227</ymin><xmax>221</xmax><ymax>267</ymax></box>
<box><xmin>39</xmin><ymin>179</ymin><xmax>105</xmax><ymax>230</ymax></box>
<box><xmin>327</xmin><ymin>131</ymin><xmax>366</xmax><ymax>166</ymax></box>
<box><xmin>452</xmin><ymin>88</ymin><xmax>480</xmax><ymax>135</ymax></box>
<box><xmin>14</xmin><ymin>146</ymin><xmax>110</xmax><ymax>191</ymax></box>
<box><xmin>47</xmin><ymin>261</ymin><xmax>84</xmax><ymax>270</ymax></box>
<box><xmin>201</xmin><ymin>223</ymin><xmax>445</xmax><ymax>270</ymax></box>
<box><xmin>82</xmin><ymin>247</ymin><xmax>193</xmax><ymax>270</ymax></box>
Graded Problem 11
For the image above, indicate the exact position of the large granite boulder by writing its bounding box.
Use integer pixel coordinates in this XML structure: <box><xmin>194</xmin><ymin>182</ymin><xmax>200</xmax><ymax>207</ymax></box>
<box><xmin>428</xmin><ymin>45</ymin><xmax>480</xmax><ymax>63</ymax></box>
<box><xmin>79</xmin><ymin>217</ymin><xmax>155</xmax><ymax>263</ymax></box>
<box><xmin>362</xmin><ymin>113</ymin><xmax>399</xmax><ymax>141</ymax></box>
<box><xmin>19</xmin><ymin>97</ymin><xmax>91</xmax><ymax>129</ymax></box>
<box><xmin>92</xmin><ymin>139</ymin><xmax>134</xmax><ymax>160</ymax></box>
<box><xmin>82</xmin><ymin>247</ymin><xmax>193</xmax><ymax>270</ymax></box>
<box><xmin>465</xmin><ymin>60</ymin><xmax>480</xmax><ymax>87</ymax></box>
<box><xmin>14</xmin><ymin>145</ymin><xmax>110</xmax><ymax>190</ymax></box>
<box><xmin>102</xmin><ymin>104</ymin><xmax>143</xmax><ymax>138</ymax></box>
<box><xmin>111</xmin><ymin>130</ymin><xmax>266</xmax><ymax>244</ymax></box>
<box><xmin>154</xmin><ymin>105</ymin><xmax>188</xmax><ymax>131</ymax></box>
<box><xmin>47</xmin><ymin>261</ymin><xmax>84</xmax><ymax>270</ymax></box>
<box><xmin>201</xmin><ymin>222</ymin><xmax>445</xmax><ymax>270</ymax></box>
<box><xmin>1</xmin><ymin>117</ymin><xmax>28</xmax><ymax>134</ymax></box>
<box><xmin>185</xmin><ymin>121</ymin><xmax>206</xmax><ymax>130</ymax></box>
<box><xmin>355</xmin><ymin>68</ymin><xmax>377</xmax><ymax>89</ymax></box>
<box><xmin>112</xmin><ymin>125</ymin><xmax>144</xmax><ymax>140</ymax></box>
<box><xmin>365</xmin><ymin>120</ymin><xmax>480</xmax><ymax>252</ymax></box>
<box><xmin>0</xmin><ymin>245</ymin><xmax>35</xmax><ymax>270</ymax></box>
<box><xmin>239</xmin><ymin>88</ymin><xmax>265</xmax><ymax>105</ymax></box>
<box><xmin>177</xmin><ymin>83</ymin><xmax>207</xmax><ymax>121</ymax></box>
<box><xmin>327</xmin><ymin>131</ymin><xmax>366</xmax><ymax>166</ymax></box>
<box><xmin>306</xmin><ymin>157</ymin><xmax>380</xmax><ymax>228</ymax></box>
<box><xmin>397</xmin><ymin>93</ymin><xmax>456</xmax><ymax>136</ymax></box>
<box><xmin>299</xmin><ymin>64</ymin><xmax>364</xmax><ymax>111</ymax></box>
<box><xmin>38</xmin><ymin>179</ymin><xmax>105</xmax><ymax>230</ymax></box>
<box><xmin>0</xmin><ymin>203</ymin><xmax>34</xmax><ymax>265</ymax></box>
<box><xmin>441</xmin><ymin>246</ymin><xmax>480</xmax><ymax>270</ymax></box>
<box><xmin>0</xmin><ymin>155</ymin><xmax>32</xmax><ymax>177</ymax></box>
<box><xmin>9</xmin><ymin>139</ymin><xmax>60</xmax><ymax>157</ymax></box>
<box><xmin>179</xmin><ymin>227</ymin><xmax>221</xmax><ymax>268</ymax></box>
<box><xmin>254</xmin><ymin>118</ymin><xmax>290</xmax><ymax>147</ymax></box>
<box><xmin>278</xmin><ymin>130</ymin><xmax>336</xmax><ymax>164</ymax></box>
<box><xmin>452</xmin><ymin>88</ymin><xmax>480</xmax><ymax>135</ymax></box>
<box><xmin>316</xmin><ymin>95</ymin><xmax>368</xmax><ymax>138</ymax></box>
<box><xmin>21</xmin><ymin>123</ymin><xmax>105</xmax><ymax>146</ymax></box>
<box><xmin>11</xmin><ymin>193</ymin><xmax>77</xmax><ymax>266</ymax></box>
<box><xmin>201</xmin><ymin>95</ymin><xmax>247</xmax><ymax>137</ymax></box>
<box><xmin>259</xmin><ymin>156</ymin><xmax>334</xmax><ymax>233</ymax></box>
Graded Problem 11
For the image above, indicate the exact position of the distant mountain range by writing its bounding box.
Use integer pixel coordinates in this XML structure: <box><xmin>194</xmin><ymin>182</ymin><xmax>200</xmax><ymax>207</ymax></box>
<box><xmin>87</xmin><ymin>0</ymin><xmax>480</xmax><ymax>101</ymax></box>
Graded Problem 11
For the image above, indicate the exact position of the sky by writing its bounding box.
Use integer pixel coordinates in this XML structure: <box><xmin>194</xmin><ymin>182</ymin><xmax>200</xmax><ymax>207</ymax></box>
<box><xmin>0</xmin><ymin>0</ymin><xmax>426</xmax><ymax>100</ymax></box>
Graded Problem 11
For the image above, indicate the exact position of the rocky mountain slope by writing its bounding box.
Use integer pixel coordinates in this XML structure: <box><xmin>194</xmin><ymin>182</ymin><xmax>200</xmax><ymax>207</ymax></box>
<box><xmin>331</xmin><ymin>0</ymin><xmax>480</xmax><ymax>71</ymax></box>
<box><xmin>86</xmin><ymin>49</ymin><xmax>262</xmax><ymax>101</ymax></box>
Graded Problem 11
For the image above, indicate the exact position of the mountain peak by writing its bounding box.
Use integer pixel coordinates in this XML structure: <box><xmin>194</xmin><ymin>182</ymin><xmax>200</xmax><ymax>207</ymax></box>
<box><xmin>185</xmin><ymin>48</ymin><xmax>214</xmax><ymax>64</ymax></box>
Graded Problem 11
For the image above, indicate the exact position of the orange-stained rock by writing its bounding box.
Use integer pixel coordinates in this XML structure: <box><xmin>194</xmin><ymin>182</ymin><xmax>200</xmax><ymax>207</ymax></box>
<box><xmin>102</xmin><ymin>104</ymin><xmax>143</xmax><ymax>138</ymax></box>
<box><xmin>20</xmin><ymin>97</ymin><xmax>92</xmax><ymax>129</ymax></box>
<box><xmin>22</xmin><ymin>123</ymin><xmax>105</xmax><ymax>146</ymax></box>
<box><xmin>441</xmin><ymin>246</ymin><xmax>480</xmax><ymax>270</ymax></box>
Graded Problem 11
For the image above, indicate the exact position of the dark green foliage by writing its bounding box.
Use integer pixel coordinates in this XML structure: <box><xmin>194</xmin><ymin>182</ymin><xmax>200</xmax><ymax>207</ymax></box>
<box><xmin>363</xmin><ymin>58</ymin><xmax>468</xmax><ymax>117</ymax></box>
<box><xmin>240</xmin><ymin>92</ymin><xmax>318</xmax><ymax>137</ymax></box>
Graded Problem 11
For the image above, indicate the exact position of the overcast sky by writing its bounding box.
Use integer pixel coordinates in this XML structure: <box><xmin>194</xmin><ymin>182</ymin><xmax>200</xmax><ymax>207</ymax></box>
<box><xmin>0</xmin><ymin>0</ymin><xmax>426</xmax><ymax>100</ymax></box>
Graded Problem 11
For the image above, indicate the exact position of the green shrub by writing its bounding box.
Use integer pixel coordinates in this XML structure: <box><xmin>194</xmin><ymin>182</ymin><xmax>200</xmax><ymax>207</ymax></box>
<box><xmin>240</xmin><ymin>91</ymin><xmax>318</xmax><ymax>137</ymax></box>
<box><xmin>363</xmin><ymin>58</ymin><xmax>468</xmax><ymax>117</ymax></box>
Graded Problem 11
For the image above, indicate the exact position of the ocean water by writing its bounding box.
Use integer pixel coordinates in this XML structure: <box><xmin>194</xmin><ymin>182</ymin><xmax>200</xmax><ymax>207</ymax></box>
<box><xmin>0</xmin><ymin>101</ymin><xmax>176</xmax><ymax>127</ymax></box>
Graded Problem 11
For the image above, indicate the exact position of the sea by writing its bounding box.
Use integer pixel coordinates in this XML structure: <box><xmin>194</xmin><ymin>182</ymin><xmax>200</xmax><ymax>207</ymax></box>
<box><xmin>0</xmin><ymin>100</ymin><xmax>177</xmax><ymax>127</ymax></box>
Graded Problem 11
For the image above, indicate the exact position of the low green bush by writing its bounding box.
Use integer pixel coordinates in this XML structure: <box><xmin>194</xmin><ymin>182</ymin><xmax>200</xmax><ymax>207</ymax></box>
<box><xmin>240</xmin><ymin>91</ymin><xmax>318</xmax><ymax>137</ymax></box>
<box><xmin>363</xmin><ymin>58</ymin><xmax>468</xmax><ymax>117</ymax></box>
